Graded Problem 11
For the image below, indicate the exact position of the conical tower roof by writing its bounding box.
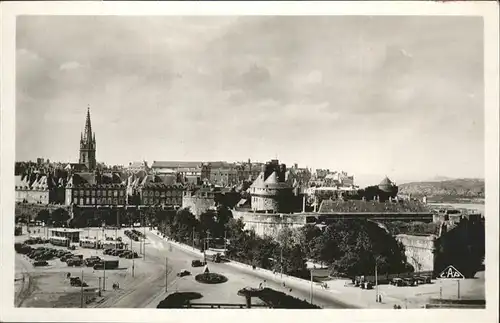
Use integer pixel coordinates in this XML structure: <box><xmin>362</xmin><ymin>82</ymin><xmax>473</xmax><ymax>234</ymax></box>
<box><xmin>82</xmin><ymin>106</ymin><xmax>93</xmax><ymax>143</ymax></box>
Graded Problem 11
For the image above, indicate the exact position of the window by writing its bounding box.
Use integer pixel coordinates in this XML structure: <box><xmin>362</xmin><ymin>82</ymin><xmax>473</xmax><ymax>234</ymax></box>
<box><xmin>91</xmin><ymin>190</ymin><xmax>95</xmax><ymax>197</ymax></box>
<box><xmin>73</xmin><ymin>197</ymin><xmax>78</xmax><ymax>204</ymax></box>
<box><xmin>79</xmin><ymin>198</ymin><xmax>84</xmax><ymax>205</ymax></box>
<box><xmin>74</xmin><ymin>190</ymin><xmax>79</xmax><ymax>197</ymax></box>
<box><xmin>114</xmin><ymin>190</ymin><xmax>118</xmax><ymax>197</ymax></box>
<box><xmin>91</xmin><ymin>198</ymin><xmax>95</xmax><ymax>204</ymax></box>
<box><xmin>97</xmin><ymin>190</ymin><xmax>101</xmax><ymax>197</ymax></box>
<box><xmin>86</xmin><ymin>198</ymin><xmax>90</xmax><ymax>205</ymax></box>
<box><xmin>119</xmin><ymin>190</ymin><xmax>123</xmax><ymax>197</ymax></box>
<box><xmin>86</xmin><ymin>190</ymin><xmax>90</xmax><ymax>196</ymax></box>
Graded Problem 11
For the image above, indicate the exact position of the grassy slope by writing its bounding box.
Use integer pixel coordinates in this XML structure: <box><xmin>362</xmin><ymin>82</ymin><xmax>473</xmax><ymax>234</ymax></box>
<box><xmin>398</xmin><ymin>178</ymin><xmax>485</xmax><ymax>200</ymax></box>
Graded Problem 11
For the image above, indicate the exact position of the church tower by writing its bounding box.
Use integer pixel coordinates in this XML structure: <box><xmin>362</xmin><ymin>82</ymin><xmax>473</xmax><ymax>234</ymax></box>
<box><xmin>79</xmin><ymin>106</ymin><xmax>96</xmax><ymax>171</ymax></box>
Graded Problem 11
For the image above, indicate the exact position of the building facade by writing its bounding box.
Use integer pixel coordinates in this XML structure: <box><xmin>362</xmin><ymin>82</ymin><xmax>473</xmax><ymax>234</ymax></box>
<box><xmin>64</xmin><ymin>172</ymin><xmax>127</xmax><ymax>206</ymax></box>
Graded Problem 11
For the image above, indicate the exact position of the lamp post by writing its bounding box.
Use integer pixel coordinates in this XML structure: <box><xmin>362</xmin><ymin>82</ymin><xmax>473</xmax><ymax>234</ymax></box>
<box><xmin>310</xmin><ymin>269</ymin><xmax>314</xmax><ymax>304</ymax></box>
<box><xmin>80</xmin><ymin>270</ymin><xmax>84</xmax><ymax>308</ymax></box>
<box><xmin>165</xmin><ymin>257</ymin><xmax>168</xmax><ymax>293</ymax></box>
<box><xmin>375</xmin><ymin>259</ymin><xmax>379</xmax><ymax>302</ymax></box>
<box><xmin>280</xmin><ymin>246</ymin><xmax>283</xmax><ymax>280</ymax></box>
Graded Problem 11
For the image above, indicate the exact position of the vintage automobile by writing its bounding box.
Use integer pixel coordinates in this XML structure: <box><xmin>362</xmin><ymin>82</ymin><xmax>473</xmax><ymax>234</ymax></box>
<box><xmin>125</xmin><ymin>251</ymin><xmax>139</xmax><ymax>259</ymax></box>
<box><xmin>414</xmin><ymin>276</ymin><xmax>432</xmax><ymax>284</ymax></box>
<box><xmin>191</xmin><ymin>260</ymin><xmax>206</xmax><ymax>267</ymax></box>
<box><xmin>70</xmin><ymin>277</ymin><xmax>88</xmax><ymax>287</ymax></box>
<box><xmin>33</xmin><ymin>260</ymin><xmax>48</xmax><ymax>267</ymax></box>
<box><xmin>177</xmin><ymin>269</ymin><xmax>191</xmax><ymax>277</ymax></box>
<box><xmin>403</xmin><ymin>277</ymin><xmax>418</xmax><ymax>286</ymax></box>
<box><xmin>67</xmin><ymin>257</ymin><xmax>83</xmax><ymax>267</ymax></box>
<box><xmin>391</xmin><ymin>278</ymin><xmax>405</xmax><ymax>287</ymax></box>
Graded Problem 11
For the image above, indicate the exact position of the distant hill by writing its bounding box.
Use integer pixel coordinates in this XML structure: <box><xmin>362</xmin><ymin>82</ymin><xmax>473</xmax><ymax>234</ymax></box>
<box><xmin>399</xmin><ymin>178</ymin><xmax>485</xmax><ymax>201</ymax></box>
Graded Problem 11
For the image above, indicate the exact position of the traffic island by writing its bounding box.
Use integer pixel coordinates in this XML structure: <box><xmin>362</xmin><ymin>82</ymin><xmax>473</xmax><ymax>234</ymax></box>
<box><xmin>195</xmin><ymin>273</ymin><xmax>228</xmax><ymax>284</ymax></box>
<box><xmin>238</xmin><ymin>287</ymin><xmax>321</xmax><ymax>309</ymax></box>
<box><xmin>157</xmin><ymin>292</ymin><xmax>203</xmax><ymax>308</ymax></box>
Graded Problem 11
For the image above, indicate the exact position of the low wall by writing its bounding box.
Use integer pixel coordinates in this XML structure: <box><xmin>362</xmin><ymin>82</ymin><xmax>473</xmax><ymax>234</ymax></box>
<box><xmin>396</xmin><ymin>234</ymin><xmax>436</xmax><ymax>272</ymax></box>
<box><xmin>232</xmin><ymin>210</ymin><xmax>308</xmax><ymax>238</ymax></box>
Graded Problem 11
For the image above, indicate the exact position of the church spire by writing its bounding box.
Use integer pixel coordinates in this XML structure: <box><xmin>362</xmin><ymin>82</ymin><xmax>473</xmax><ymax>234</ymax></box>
<box><xmin>79</xmin><ymin>105</ymin><xmax>96</xmax><ymax>171</ymax></box>
<box><xmin>83</xmin><ymin>105</ymin><xmax>92</xmax><ymax>143</ymax></box>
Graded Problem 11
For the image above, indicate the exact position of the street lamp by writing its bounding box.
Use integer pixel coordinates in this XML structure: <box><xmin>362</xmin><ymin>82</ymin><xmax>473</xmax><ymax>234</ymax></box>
<box><xmin>375</xmin><ymin>256</ymin><xmax>381</xmax><ymax>303</ymax></box>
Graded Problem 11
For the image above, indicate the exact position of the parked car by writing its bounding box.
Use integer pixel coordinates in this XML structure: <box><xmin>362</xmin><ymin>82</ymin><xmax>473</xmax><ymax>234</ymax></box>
<box><xmin>67</xmin><ymin>258</ymin><xmax>83</xmax><ymax>267</ymax></box>
<box><xmin>33</xmin><ymin>260</ymin><xmax>48</xmax><ymax>267</ymax></box>
<box><xmin>414</xmin><ymin>276</ymin><xmax>432</xmax><ymax>284</ymax></box>
<box><xmin>125</xmin><ymin>252</ymin><xmax>139</xmax><ymax>259</ymax></box>
<box><xmin>84</xmin><ymin>256</ymin><xmax>101</xmax><ymax>267</ymax></box>
<box><xmin>391</xmin><ymin>278</ymin><xmax>405</xmax><ymax>287</ymax></box>
<box><xmin>70</xmin><ymin>277</ymin><xmax>88</xmax><ymax>287</ymax></box>
<box><xmin>177</xmin><ymin>269</ymin><xmax>191</xmax><ymax>277</ymax></box>
<box><xmin>403</xmin><ymin>278</ymin><xmax>418</xmax><ymax>286</ymax></box>
<box><xmin>191</xmin><ymin>260</ymin><xmax>206</xmax><ymax>267</ymax></box>
<box><xmin>93</xmin><ymin>260</ymin><xmax>119</xmax><ymax>270</ymax></box>
<box><xmin>119</xmin><ymin>251</ymin><xmax>131</xmax><ymax>258</ymax></box>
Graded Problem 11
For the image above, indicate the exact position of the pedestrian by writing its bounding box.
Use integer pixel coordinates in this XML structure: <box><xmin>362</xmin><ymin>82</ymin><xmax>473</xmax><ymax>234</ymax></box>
<box><xmin>394</xmin><ymin>305</ymin><xmax>398</xmax><ymax>309</ymax></box>
<box><xmin>259</xmin><ymin>283</ymin><xmax>262</xmax><ymax>289</ymax></box>
<box><xmin>378</xmin><ymin>295</ymin><xmax>382</xmax><ymax>303</ymax></box>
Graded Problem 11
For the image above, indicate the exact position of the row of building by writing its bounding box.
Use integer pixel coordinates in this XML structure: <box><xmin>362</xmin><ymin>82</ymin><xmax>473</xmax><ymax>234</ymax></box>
<box><xmin>15</xmin><ymin>106</ymin><xmax>357</xmax><ymax>215</ymax></box>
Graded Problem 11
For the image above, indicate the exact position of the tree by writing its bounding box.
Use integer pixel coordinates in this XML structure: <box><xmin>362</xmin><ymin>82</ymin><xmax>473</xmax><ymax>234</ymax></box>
<box><xmin>280</xmin><ymin>244</ymin><xmax>308</xmax><ymax>278</ymax></box>
<box><xmin>301</xmin><ymin>220</ymin><xmax>411</xmax><ymax>278</ymax></box>
<box><xmin>171</xmin><ymin>208</ymin><xmax>199</xmax><ymax>243</ymax></box>
<box><xmin>199</xmin><ymin>210</ymin><xmax>218</xmax><ymax>237</ymax></box>
<box><xmin>434</xmin><ymin>217</ymin><xmax>485</xmax><ymax>278</ymax></box>
<box><xmin>35</xmin><ymin>209</ymin><xmax>50</xmax><ymax>224</ymax></box>
<box><xmin>253</xmin><ymin>235</ymin><xmax>279</xmax><ymax>269</ymax></box>
<box><xmin>216</xmin><ymin>206</ymin><xmax>233</xmax><ymax>232</ymax></box>
<box><xmin>51</xmin><ymin>208</ymin><xmax>70</xmax><ymax>227</ymax></box>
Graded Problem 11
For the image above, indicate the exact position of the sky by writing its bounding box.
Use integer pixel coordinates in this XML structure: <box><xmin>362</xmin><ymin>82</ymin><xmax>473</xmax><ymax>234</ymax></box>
<box><xmin>16</xmin><ymin>16</ymin><xmax>484</xmax><ymax>186</ymax></box>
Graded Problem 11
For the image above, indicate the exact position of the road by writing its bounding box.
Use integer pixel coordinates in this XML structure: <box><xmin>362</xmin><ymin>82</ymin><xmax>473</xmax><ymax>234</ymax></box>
<box><xmin>14</xmin><ymin>254</ymin><xmax>33</xmax><ymax>307</ymax></box>
<box><xmin>99</xmin><ymin>228</ymin><xmax>353</xmax><ymax>309</ymax></box>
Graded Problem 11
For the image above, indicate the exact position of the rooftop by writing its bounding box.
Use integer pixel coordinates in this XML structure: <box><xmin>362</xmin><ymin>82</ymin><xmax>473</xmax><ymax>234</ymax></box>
<box><xmin>151</xmin><ymin>161</ymin><xmax>202</xmax><ymax>169</ymax></box>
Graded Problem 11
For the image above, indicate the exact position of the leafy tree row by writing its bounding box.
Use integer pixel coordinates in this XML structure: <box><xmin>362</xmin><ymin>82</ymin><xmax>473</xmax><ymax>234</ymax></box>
<box><xmin>157</xmin><ymin>208</ymin><xmax>413</xmax><ymax>280</ymax></box>
<box><xmin>34</xmin><ymin>208</ymin><xmax>70</xmax><ymax>227</ymax></box>
<box><xmin>299</xmin><ymin>220</ymin><xmax>412</xmax><ymax>277</ymax></box>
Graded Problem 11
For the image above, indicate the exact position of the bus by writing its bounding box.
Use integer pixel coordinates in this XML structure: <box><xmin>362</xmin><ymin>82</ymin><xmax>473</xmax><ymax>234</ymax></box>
<box><xmin>79</xmin><ymin>238</ymin><xmax>99</xmax><ymax>249</ymax></box>
<box><xmin>50</xmin><ymin>236</ymin><xmax>70</xmax><ymax>247</ymax></box>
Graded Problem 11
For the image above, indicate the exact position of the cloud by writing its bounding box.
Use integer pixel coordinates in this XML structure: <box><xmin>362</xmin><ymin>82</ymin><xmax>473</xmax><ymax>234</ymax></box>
<box><xmin>15</xmin><ymin>16</ymin><xmax>484</xmax><ymax>179</ymax></box>
<box><xmin>59</xmin><ymin>61</ymin><xmax>85</xmax><ymax>71</ymax></box>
